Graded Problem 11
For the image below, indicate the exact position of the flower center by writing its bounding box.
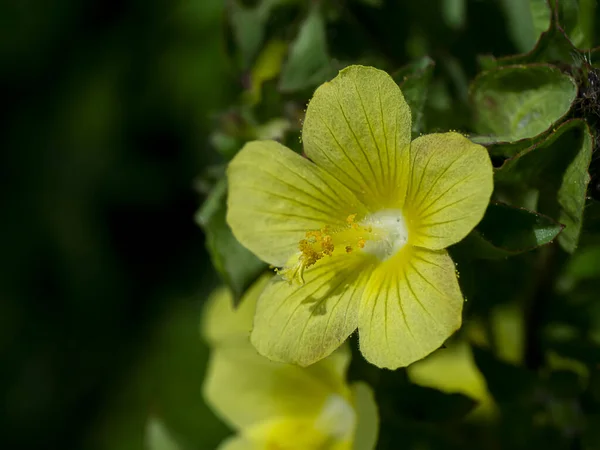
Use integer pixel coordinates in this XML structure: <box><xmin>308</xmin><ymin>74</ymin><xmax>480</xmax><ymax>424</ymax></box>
<box><xmin>262</xmin><ymin>395</ymin><xmax>355</xmax><ymax>450</ymax></box>
<box><xmin>277</xmin><ymin>210</ymin><xmax>409</xmax><ymax>284</ymax></box>
<box><xmin>314</xmin><ymin>394</ymin><xmax>356</xmax><ymax>440</ymax></box>
<box><xmin>360</xmin><ymin>209</ymin><xmax>409</xmax><ymax>261</ymax></box>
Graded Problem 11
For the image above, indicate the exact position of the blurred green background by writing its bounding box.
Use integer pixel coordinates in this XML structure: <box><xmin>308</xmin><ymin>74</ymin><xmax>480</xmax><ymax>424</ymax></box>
<box><xmin>1</xmin><ymin>0</ymin><xmax>231</xmax><ymax>448</ymax></box>
<box><xmin>2</xmin><ymin>0</ymin><xmax>600</xmax><ymax>449</ymax></box>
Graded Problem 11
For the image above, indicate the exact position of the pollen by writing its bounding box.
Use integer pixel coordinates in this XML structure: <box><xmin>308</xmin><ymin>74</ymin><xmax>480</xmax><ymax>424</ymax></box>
<box><xmin>306</xmin><ymin>230</ymin><xmax>323</xmax><ymax>240</ymax></box>
<box><xmin>280</xmin><ymin>227</ymin><xmax>338</xmax><ymax>284</ymax></box>
<box><xmin>346</xmin><ymin>213</ymin><xmax>360</xmax><ymax>230</ymax></box>
<box><xmin>298</xmin><ymin>239</ymin><xmax>321</xmax><ymax>267</ymax></box>
<box><xmin>300</xmin><ymin>228</ymin><xmax>335</xmax><ymax>263</ymax></box>
<box><xmin>321</xmin><ymin>235</ymin><xmax>334</xmax><ymax>255</ymax></box>
<box><xmin>278</xmin><ymin>213</ymin><xmax>380</xmax><ymax>284</ymax></box>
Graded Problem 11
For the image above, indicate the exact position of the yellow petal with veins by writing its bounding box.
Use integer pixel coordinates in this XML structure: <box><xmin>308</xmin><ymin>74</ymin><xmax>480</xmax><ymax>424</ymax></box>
<box><xmin>303</xmin><ymin>65</ymin><xmax>412</xmax><ymax>209</ymax></box>
<box><xmin>358</xmin><ymin>247</ymin><xmax>463</xmax><ymax>369</ymax></box>
<box><xmin>405</xmin><ymin>132</ymin><xmax>493</xmax><ymax>250</ymax></box>
<box><xmin>251</xmin><ymin>252</ymin><xmax>375</xmax><ymax>367</ymax></box>
<box><xmin>227</xmin><ymin>140</ymin><xmax>368</xmax><ymax>267</ymax></box>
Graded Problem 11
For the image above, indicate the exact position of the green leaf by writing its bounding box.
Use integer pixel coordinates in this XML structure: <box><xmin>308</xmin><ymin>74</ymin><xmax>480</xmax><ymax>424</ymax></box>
<box><xmin>530</xmin><ymin>0</ymin><xmax>553</xmax><ymax>36</ymax></box>
<box><xmin>560</xmin><ymin>245</ymin><xmax>600</xmax><ymax>290</ymax></box>
<box><xmin>495</xmin><ymin>119</ymin><xmax>593</xmax><ymax>253</ymax></box>
<box><xmin>210</xmin><ymin>109</ymin><xmax>291</xmax><ymax>160</ymax></box>
<box><xmin>196</xmin><ymin>179</ymin><xmax>266</xmax><ymax>304</ymax></box>
<box><xmin>477</xmin><ymin>202</ymin><xmax>563</xmax><ymax>252</ymax></box>
<box><xmin>210</xmin><ymin>131</ymin><xmax>244</xmax><ymax>161</ymax></box>
<box><xmin>470</xmin><ymin>64</ymin><xmax>577</xmax><ymax>144</ymax></box>
<box><xmin>229</xmin><ymin>0</ymin><xmax>287</xmax><ymax>69</ymax></box>
<box><xmin>392</xmin><ymin>56</ymin><xmax>436</xmax><ymax>136</ymax></box>
<box><xmin>229</xmin><ymin>1</ymin><xmax>267</xmax><ymax>70</ymax></box>
<box><xmin>499</xmin><ymin>0</ymin><xmax>551</xmax><ymax>53</ymax></box>
<box><xmin>279</xmin><ymin>6</ymin><xmax>335</xmax><ymax>92</ymax></box>
<box><xmin>442</xmin><ymin>0</ymin><xmax>466</xmax><ymax>30</ymax></box>
<box><xmin>245</xmin><ymin>39</ymin><xmax>289</xmax><ymax>105</ymax></box>
<box><xmin>477</xmin><ymin>10</ymin><xmax>576</xmax><ymax>71</ymax></box>
<box><xmin>457</xmin><ymin>202</ymin><xmax>564</xmax><ymax>259</ymax></box>
<box><xmin>557</xmin><ymin>0</ymin><xmax>596</xmax><ymax>49</ymax></box>
<box><xmin>470</xmin><ymin>131</ymin><xmax>549</xmax><ymax>159</ymax></box>
<box><xmin>479</xmin><ymin>0</ymin><xmax>595</xmax><ymax>72</ymax></box>
<box><xmin>145</xmin><ymin>417</ymin><xmax>182</xmax><ymax>450</ymax></box>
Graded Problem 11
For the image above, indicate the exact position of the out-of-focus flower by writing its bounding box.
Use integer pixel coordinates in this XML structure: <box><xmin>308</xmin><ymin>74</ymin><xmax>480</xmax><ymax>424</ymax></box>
<box><xmin>407</xmin><ymin>304</ymin><xmax>532</xmax><ymax>420</ymax></box>
<box><xmin>201</xmin><ymin>276</ymin><xmax>379</xmax><ymax>450</ymax></box>
<box><xmin>226</xmin><ymin>65</ymin><xmax>493</xmax><ymax>369</ymax></box>
<box><xmin>407</xmin><ymin>339</ymin><xmax>497</xmax><ymax>419</ymax></box>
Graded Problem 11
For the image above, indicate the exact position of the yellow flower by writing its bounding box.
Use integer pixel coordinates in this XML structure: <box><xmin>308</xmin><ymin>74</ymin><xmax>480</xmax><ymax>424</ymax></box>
<box><xmin>202</xmin><ymin>277</ymin><xmax>379</xmax><ymax>450</ymax></box>
<box><xmin>407</xmin><ymin>339</ymin><xmax>497</xmax><ymax>420</ymax></box>
<box><xmin>227</xmin><ymin>65</ymin><xmax>493</xmax><ymax>369</ymax></box>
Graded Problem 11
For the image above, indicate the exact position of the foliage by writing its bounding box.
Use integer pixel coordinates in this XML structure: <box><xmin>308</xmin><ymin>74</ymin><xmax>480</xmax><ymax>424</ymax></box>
<box><xmin>191</xmin><ymin>0</ymin><xmax>600</xmax><ymax>449</ymax></box>
<box><xmin>7</xmin><ymin>0</ymin><xmax>600</xmax><ymax>449</ymax></box>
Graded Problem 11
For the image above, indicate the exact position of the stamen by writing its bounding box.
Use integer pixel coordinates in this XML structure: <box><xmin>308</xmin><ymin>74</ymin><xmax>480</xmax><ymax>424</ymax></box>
<box><xmin>278</xmin><ymin>210</ymin><xmax>409</xmax><ymax>284</ymax></box>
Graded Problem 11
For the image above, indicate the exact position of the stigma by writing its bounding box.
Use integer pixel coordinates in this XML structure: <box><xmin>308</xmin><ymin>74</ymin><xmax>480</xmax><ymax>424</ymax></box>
<box><xmin>360</xmin><ymin>209</ymin><xmax>409</xmax><ymax>261</ymax></box>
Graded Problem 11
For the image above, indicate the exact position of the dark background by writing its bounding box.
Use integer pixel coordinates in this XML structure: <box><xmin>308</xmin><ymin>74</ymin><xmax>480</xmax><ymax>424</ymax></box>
<box><xmin>1</xmin><ymin>0</ymin><xmax>230</xmax><ymax>448</ymax></box>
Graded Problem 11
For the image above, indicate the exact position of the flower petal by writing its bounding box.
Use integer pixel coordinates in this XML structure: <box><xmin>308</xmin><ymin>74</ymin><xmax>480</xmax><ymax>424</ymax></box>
<box><xmin>302</xmin><ymin>65</ymin><xmax>412</xmax><ymax>208</ymax></box>
<box><xmin>407</xmin><ymin>339</ymin><xmax>497</xmax><ymax>419</ymax></box>
<box><xmin>227</xmin><ymin>140</ymin><xmax>368</xmax><ymax>267</ymax></box>
<box><xmin>203</xmin><ymin>343</ymin><xmax>351</xmax><ymax>430</ymax></box>
<box><xmin>244</xmin><ymin>416</ymin><xmax>352</xmax><ymax>450</ymax></box>
<box><xmin>351</xmin><ymin>382</ymin><xmax>379</xmax><ymax>450</ymax></box>
<box><xmin>358</xmin><ymin>247</ymin><xmax>463</xmax><ymax>369</ymax></box>
<box><xmin>201</xmin><ymin>275</ymin><xmax>270</xmax><ymax>347</ymax></box>
<box><xmin>251</xmin><ymin>254</ymin><xmax>374</xmax><ymax>366</ymax></box>
<box><xmin>405</xmin><ymin>132</ymin><xmax>493</xmax><ymax>249</ymax></box>
<box><xmin>216</xmin><ymin>435</ymin><xmax>256</xmax><ymax>450</ymax></box>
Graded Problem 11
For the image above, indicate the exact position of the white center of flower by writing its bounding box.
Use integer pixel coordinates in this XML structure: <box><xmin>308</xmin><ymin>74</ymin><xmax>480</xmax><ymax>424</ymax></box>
<box><xmin>314</xmin><ymin>394</ymin><xmax>356</xmax><ymax>440</ymax></box>
<box><xmin>360</xmin><ymin>209</ymin><xmax>409</xmax><ymax>261</ymax></box>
